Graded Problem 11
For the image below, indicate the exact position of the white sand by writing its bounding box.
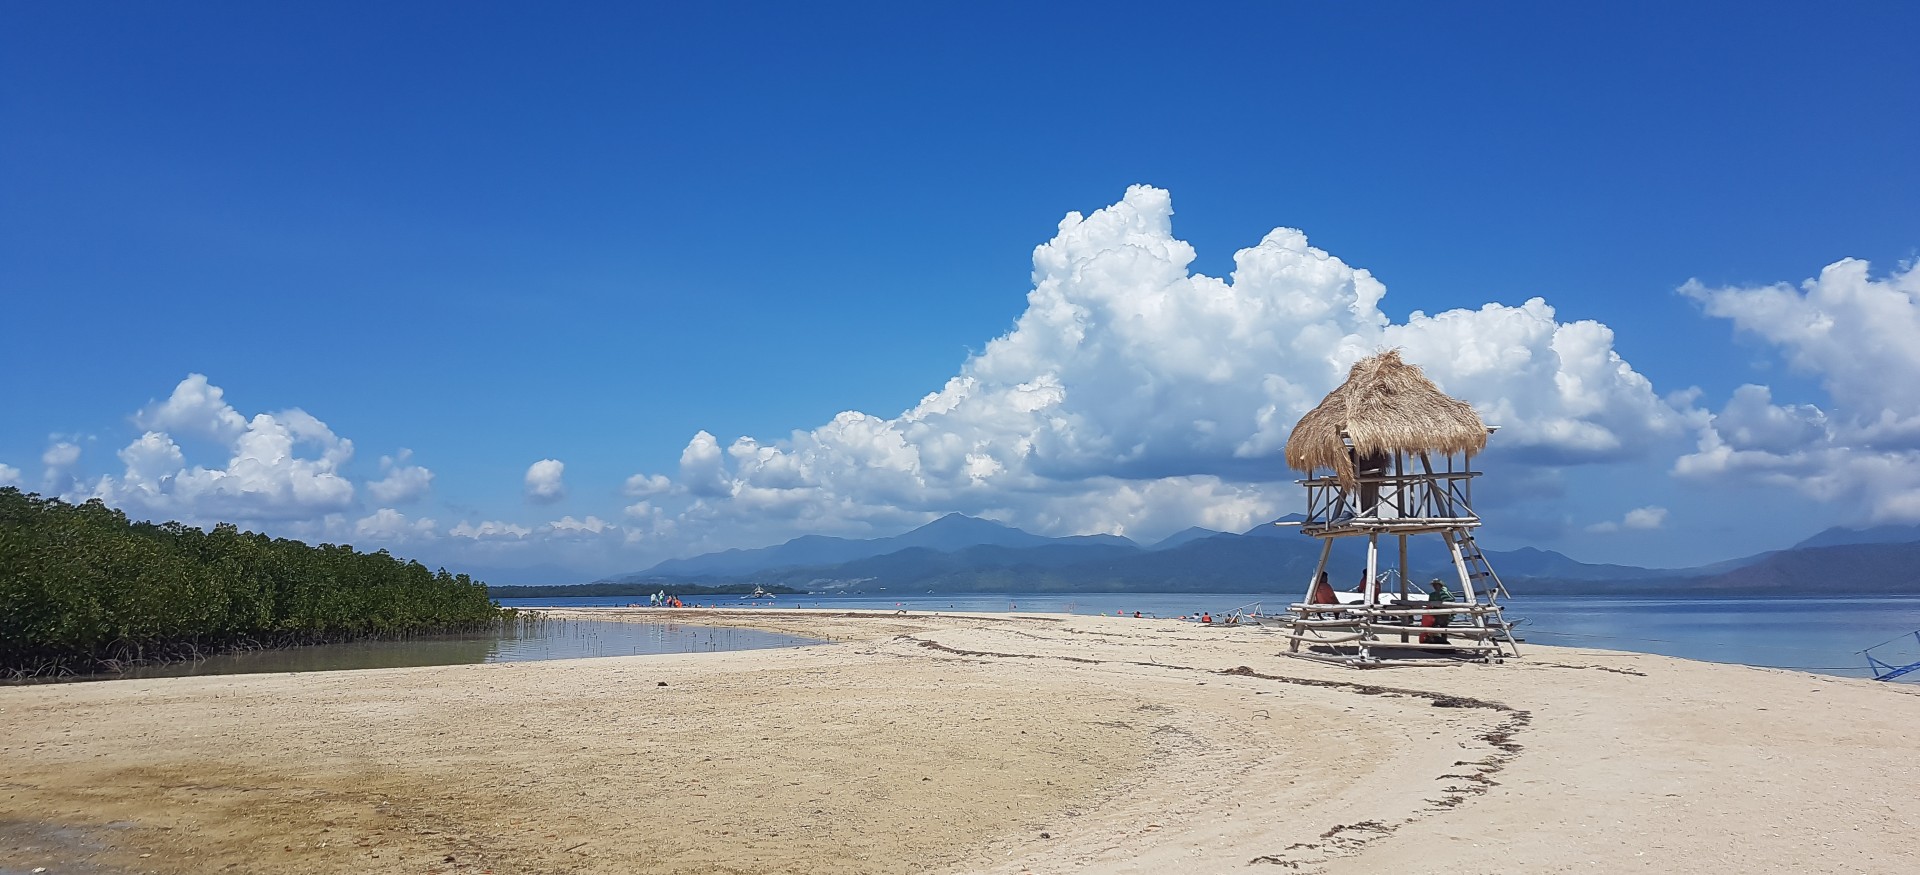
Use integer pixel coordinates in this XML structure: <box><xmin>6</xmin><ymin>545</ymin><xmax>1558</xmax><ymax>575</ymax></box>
<box><xmin>5</xmin><ymin>608</ymin><xmax>1918</xmax><ymax>874</ymax></box>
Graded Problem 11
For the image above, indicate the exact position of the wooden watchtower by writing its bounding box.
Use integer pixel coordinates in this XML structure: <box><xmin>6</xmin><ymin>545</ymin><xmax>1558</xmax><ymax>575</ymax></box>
<box><xmin>1282</xmin><ymin>351</ymin><xmax>1520</xmax><ymax>665</ymax></box>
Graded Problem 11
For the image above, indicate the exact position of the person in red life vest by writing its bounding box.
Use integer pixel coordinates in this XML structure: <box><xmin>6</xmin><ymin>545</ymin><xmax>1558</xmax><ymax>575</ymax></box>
<box><xmin>1419</xmin><ymin>578</ymin><xmax>1453</xmax><ymax>644</ymax></box>
<box><xmin>1310</xmin><ymin>571</ymin><xmax>1338</xmax><ymax>605</ymax></box>
<box><xmin>1306</xmin><ymin>571</ymin><xmax>1343</xmax><ymax>619</ymax></box>
<box><xmin>1200</xmin><ymin>612</ymin><xmax>1213</xmax><ymax>624</ymax></box>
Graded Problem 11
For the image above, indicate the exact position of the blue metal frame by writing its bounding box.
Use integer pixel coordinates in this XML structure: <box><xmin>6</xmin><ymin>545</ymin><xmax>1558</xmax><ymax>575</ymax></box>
<box><xmin>1863</xmin><ymin>630</ymin><xmax>1920</xmax><ymax>681</ymax></box>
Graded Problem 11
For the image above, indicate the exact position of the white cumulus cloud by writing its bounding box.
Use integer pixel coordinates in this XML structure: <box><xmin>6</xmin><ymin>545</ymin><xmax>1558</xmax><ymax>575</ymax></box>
<box><xmin>42</xmin><ymin>441</ymin><xmax>81</xmax><ymax>469</ymax></box>
<box><xmin>81</xmin><ymin>376</ymin><xmax>357</xmax><ymax>524</ymax></box>
<box><xmin>1623</xmin><ymin>506</ymin><xmax>1668</xmax><ymax>530</ymax></box>
<box><xmin>1587</xmin><ymin>505</ymin><xmax>1669</xmax><ymax>534</ymax></box>
<box><xmin>135</xmin><ymin>373</ymin><xmax>248</xmax><ymax>439</ymax></box>
<box><xmin>449</xmin><ymin>519</ymin><xmax>533</xmax><ymax>540</ymax></box>
<box><xmin>0</xmin><ymin>463</ymin><xmax>20</xmax><ymax>488</ymax></box>
<box><xmin>543</xmin><ymin>515</ymin><xmax>618</xmax><ymax>541</ymax></box>
<box><xmin>678</xmin><ymin>432</ymin><xmax>729</xmax><ymax>498</ymax></box>
<box><xmin>368</xmin><ymin>449</ymin><xmax>434</xmax><ymax>504</ymax></box>
<box><xmin>41</xmin><ymin>439</ymin><xmax>83</xmax><ymax>490</ymax></box>
<box><xmin>623</xmin><ymin>472</ymin><xmax>673</xmax><ymax>498</ymax></box>
<box><xmin>630</xmin><ymin>185</ymin><xmax>1685</xmax><ymax>546</ymax></box>
<box><xmin>1678</xmin><ymin>257</ymin><xmax>1920</xmax><ymax>521</ymax></box>
<box><xmin>355</xmin><ymin>508</ymin><xmax>438</xmax><ymax>543</ymax></box>
<box><xmin>524</xmin><ymin>459</ymin><xmax>566</xmax><ymax>504</ymax></box>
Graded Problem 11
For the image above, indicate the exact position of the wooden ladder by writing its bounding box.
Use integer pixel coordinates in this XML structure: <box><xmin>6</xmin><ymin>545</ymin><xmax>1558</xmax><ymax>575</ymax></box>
<box><xmin>1453</xmin><ymin>531</ymin><xmax>1512</xmax><ymax>602</ymax></box>
<box><xmin>1443</xmin><ymin>529</ymin><xmax>1520</xmax><ymax>657</ymax></box>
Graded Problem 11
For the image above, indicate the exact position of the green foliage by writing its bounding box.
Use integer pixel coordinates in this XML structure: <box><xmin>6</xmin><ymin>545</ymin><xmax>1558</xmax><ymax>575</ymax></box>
<box><xmin>0</xmin><ymin>488</ymin><xmax>507</xmax><ymax>677</ymax></box>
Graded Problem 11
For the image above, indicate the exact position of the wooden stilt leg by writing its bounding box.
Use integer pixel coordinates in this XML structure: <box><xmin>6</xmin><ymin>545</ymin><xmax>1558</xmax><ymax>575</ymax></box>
<box><xmin>1398</xmin><ymin>533</ymin><xmax>1410</xmax><ymax>644</ymax></box>
<box><xmin>1362</xmin><ymin>534</ymin><xmax>1378</xmax><ymax>662</ymax></box>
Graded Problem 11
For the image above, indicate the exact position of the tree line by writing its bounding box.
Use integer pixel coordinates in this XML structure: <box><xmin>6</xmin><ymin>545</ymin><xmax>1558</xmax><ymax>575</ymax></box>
<box><xmin>0</xmin><ymin>487</ymin><xmax>509</xmax><ymax>679</ymax></box>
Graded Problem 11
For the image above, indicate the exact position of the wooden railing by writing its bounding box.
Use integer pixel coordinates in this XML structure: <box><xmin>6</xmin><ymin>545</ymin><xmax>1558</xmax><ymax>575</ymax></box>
<box><xmin>1299</xmin><ymin>470</ymin><xmax>1480</xmax><ymax>529</ymax></box>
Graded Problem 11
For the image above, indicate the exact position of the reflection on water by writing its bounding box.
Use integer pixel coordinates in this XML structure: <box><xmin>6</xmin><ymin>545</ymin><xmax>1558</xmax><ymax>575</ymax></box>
<box><xmin>102</xmin><ymin>620</ymin><xmax>822</xmax><ymax>681</ymax></box>
<box><xmin>501</xmin><ymin>594</ymin><xmax>1920</xmax><ymax>680</ymax></box>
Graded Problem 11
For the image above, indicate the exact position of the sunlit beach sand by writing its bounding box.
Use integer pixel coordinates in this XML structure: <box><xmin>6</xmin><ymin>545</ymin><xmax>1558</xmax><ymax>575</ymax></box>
<box><xmin>5</xmin><ymin>608</ymin><xmax>1919</xmax><ymax>875</ymax></box>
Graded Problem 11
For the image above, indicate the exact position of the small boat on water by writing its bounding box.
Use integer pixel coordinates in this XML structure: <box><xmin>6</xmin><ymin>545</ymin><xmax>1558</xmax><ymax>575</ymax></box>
<box><xmin>1330</xmin><ymin>590</ymin><xmax>1421</xmax><ymax>607</ymax></box>
<box><xmin>747</xmin><ymin>585</ymin><xmax>775</xmax><ymax>599</ymax></box>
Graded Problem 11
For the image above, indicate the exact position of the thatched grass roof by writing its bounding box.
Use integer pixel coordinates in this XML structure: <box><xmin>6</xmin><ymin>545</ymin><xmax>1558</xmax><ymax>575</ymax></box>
<box><xmin>1284</xmin><ymin>350</ymin><xmax>1487</xmax><ymax>485</ymax></box>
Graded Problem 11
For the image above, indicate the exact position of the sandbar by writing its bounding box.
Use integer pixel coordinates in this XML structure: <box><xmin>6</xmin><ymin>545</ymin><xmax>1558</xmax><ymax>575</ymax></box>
<box><xmin>4</xmin><ymin>609</ymin><xmax>1918</xmax><ymax>874</ymax></box>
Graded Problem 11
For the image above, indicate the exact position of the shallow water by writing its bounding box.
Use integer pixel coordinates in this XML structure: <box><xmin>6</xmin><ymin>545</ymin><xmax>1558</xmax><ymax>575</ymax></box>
<box><xmin>97</xmin><ymin>619</ymin><xmax>822</xmax><ymax>681</ymax></box>
<box><xmin>500</xmin><ymin>592</ymin><xmax>1920</xmax><ymax>680</ymax></box>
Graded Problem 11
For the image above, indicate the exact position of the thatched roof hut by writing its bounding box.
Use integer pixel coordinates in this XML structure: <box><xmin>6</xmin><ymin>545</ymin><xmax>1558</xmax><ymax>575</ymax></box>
<box><xmin>1284</xmin><ymin>351</ymin><xmax>1487</xmax><ymax>486</ymax></box>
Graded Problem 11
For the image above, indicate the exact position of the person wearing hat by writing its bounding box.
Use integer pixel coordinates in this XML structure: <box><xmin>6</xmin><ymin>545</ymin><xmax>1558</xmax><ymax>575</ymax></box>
<box><xmin>1420</xmin><ymin>577</ymin><xmax>1453</xmax><ymax>645</ymax></box>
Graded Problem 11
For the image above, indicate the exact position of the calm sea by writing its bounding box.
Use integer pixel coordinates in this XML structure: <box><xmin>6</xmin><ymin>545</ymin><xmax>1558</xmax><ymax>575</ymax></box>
<box><xmin>500</xmin><ymin>593</ymin><xmax>1920</xmax><ymax>681</ymax></box>
<box><xmin>100</xmin><ymin>618</ymin><xmax>821</xmax><ymax>681</ymax></box>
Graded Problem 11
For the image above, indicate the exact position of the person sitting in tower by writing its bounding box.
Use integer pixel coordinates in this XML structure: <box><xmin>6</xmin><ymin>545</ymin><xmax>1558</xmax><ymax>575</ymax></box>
<box><xmin>1420</xmin><ymin>577</ymin><xmax>1454</xmax><ymax>645</ymax></box>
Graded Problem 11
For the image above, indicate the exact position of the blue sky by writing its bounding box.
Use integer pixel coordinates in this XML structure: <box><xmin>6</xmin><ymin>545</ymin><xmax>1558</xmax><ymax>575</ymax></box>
<box><xmin>3</xmin><ymin>2</ymin><xmax>1917</xmax><ymax>582</ymax></box>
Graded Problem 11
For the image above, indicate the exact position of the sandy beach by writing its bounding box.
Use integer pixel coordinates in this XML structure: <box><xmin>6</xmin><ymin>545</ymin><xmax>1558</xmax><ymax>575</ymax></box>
<box><xmin>5</xmin><ymin>609</ymin><xmax>1919</xmax><ymax>874</ymax></box>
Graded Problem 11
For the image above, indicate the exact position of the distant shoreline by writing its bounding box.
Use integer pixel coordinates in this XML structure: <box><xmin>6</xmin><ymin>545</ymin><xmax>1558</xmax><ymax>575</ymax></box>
<box><xmin>487</xmin><ymin>582</ymin><xmax>802</xmax><ymax>599</ymax></box>
<box><xmin>491</xmin><ymin>586</ymin><xmax>1920</xmax><ymax>599</ymax></box>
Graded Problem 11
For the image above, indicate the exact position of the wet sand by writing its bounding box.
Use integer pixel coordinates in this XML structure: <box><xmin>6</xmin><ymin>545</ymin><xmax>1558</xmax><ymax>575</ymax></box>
<box><xmin>5</xmin><ymin>609</ymin><xmax>1919</xmax><ymax>874</ymax></box>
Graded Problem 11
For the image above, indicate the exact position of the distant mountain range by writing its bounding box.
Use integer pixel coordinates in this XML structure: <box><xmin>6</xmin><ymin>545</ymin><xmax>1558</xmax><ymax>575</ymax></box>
<box><xmin>639</xmin><ymin>513</ymin><xmax>1127</xmax><ymax>578</ymax></box>
<box><xmin>589</xmin><ymin>516</ymin><xmax>1920</xmax><ymax>596</ymax></box>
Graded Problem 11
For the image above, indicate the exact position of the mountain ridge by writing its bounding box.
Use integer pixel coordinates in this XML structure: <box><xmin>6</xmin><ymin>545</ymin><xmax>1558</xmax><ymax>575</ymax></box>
<box><xmin>596</xmin><ymin>513</ymin><xmax>1883</xmax><ymax>595</ymax></box>
<box><xmin>615</xmin><ymin>513</ymin><xmax>1123</xmax><ymax>582</ymax></box>
<box><xmin>597</xmin><ymin>514</ymin><xmax>1916</xmax><ymax>596</ymax></box>
<box><xmin>1794</xmin><ymin>523</ymin><xmax>1920</xmax><ymax>550</ymax></box>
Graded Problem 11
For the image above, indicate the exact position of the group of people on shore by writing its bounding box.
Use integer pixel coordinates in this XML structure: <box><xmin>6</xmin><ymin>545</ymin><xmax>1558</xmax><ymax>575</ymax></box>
<box><xmin>623</xmin><ymin>591</ymin><xmax>687</xmax><ymax>608</ymax></box>
<box><xmin>1114</xmin><ymin>609</ymin><xmax>1252</xmax><ymax>624</ymax></box>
